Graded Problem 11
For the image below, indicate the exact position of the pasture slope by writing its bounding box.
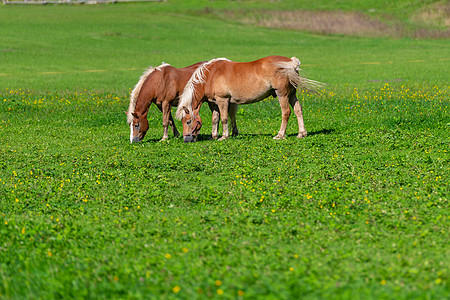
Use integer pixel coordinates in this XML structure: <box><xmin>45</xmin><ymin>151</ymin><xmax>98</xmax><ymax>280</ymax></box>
<box><xmin>0</xmin><ymin>1</ymin><xmax>449</xmax><ymax>299</ymax></box>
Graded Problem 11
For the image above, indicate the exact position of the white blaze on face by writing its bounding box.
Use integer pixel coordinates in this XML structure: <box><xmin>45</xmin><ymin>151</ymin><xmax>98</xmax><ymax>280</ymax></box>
<box><xmin>130</xmin><ymin>123</ymin><xmax>134</xmax><ymax>143</ymax></box>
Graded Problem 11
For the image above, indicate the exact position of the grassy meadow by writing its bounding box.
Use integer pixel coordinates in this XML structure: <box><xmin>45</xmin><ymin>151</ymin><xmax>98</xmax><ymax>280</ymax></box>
<box><xmin>0</xmin><ymin>1</ymin><xmax>449</xmax><ymax>299</ymax></box>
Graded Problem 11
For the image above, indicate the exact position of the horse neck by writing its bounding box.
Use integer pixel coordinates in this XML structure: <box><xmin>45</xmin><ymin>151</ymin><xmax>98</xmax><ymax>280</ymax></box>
<box><xmin>192</xmin><ymin>84</ymin><xmax>206</xmax><ymax>111</ymax></box>
<box><xmin>134</xmin><ymin>83</ymin><xmax>155</xmax><ymax>115</ymax></box>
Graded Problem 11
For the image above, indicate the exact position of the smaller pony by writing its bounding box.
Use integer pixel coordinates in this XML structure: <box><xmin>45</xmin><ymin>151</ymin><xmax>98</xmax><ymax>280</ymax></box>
<box><xmin>127</xmin><ymin>62</ymin><xmax>204</xmax><ymax>143</ymax></box>
<box><xmin>127</xmin><ymin>62</ymin><xmax>239</xmax><ymax>143</ymax></box>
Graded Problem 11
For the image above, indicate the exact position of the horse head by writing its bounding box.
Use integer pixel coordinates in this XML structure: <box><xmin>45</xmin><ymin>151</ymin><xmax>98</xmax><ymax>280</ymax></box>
<box><xmin>180</xmin><ymin>107</ymin><xmax>202</xmax><ymax>143</ymax></box>
<box><xmin>128</xmin><ymin>111</ymin><xmax>149</xmax><ymax>143</ymax></box>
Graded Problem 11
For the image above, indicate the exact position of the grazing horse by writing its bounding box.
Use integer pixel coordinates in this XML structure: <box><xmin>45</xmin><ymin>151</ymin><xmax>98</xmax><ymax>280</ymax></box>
<box><xmin>176</xmin><ymin>56</ymin><xmax>321</xmax><ymax>142</ymax></box>
<box><xmin>127</xmin><ymin>62</ymin><xmax>239</xmax><ymax>143</ymax></box>
<box><xmin>127</xmin><ymin>62</ymin><xmax>205</xmax><ymax>143</ymax></box>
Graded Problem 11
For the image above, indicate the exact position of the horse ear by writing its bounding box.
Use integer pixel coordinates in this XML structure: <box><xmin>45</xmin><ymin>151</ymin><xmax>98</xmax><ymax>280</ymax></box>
<box><xmin>132</xmin><ymin>112</ymin><xmax>139</xmax><ymax>118</ymax></box>
<box><xmin>183</xmin><ymin>106</ymin><xmax>190</xmax><ymax>115</ymax></box>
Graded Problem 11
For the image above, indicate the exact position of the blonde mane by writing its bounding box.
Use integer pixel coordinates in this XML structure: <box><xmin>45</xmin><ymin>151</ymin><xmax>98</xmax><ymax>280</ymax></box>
<box><xmin>127</xmin><ymin>63</ymin><xmax>171</xmax><ymax>124</ymax></box>
<box><xmin>176</xmin><ymin>58</ymin><xmax>230</xmax><ymax>120</ymax></box>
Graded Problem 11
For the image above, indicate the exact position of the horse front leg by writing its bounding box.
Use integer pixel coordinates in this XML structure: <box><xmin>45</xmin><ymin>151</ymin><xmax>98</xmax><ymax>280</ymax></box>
<box><xmin>274</xmin><ymin>94</ymin><xmax>291</xmax><ymax>140</ymax></box>
<box><xmin>229</xmin><ymin>103</ymin><xmax>239</xmax><ymax>137</ymax></box>
<box><xmin>289</xmin><ymin>93</ymin><xmax>307</xmax><ymax>138</ymax></box>
<box><xmin>208</xmin><ymin>102</ymin><xmax>220</xmax><ymax>140</ymax></box>
<box><xmin>216</xmin><ymin>97</ymin><xmax>230</xmax><ymax>141</ymax></box>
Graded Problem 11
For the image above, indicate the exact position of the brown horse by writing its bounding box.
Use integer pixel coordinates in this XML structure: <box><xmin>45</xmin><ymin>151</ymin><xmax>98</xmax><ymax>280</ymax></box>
<box><xmin>176</xmin><ymin>56</ymin><xmax>321</xmax><ymax>142</ymax></box>
<box><xmin>127</xmin><ymin>62</ymin><xmax>205</xmax><ymax>143</ymax></box>
<box><xmin>127</xmin><ymin>62</ymin><xmax>239</xmax><ymax>143</ymax></box>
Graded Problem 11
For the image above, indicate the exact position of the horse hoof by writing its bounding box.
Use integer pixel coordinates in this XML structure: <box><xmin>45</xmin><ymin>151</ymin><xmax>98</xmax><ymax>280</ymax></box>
<box><xmin>297</xmin><ymin>132</ymin><xmax>307</xmax><ymax>138</ymax></box>
<box><xmin>273</xmin><ymin>135</ymin><xmax>285</xmax><ymax>140</ymax></box>
<box><xmin>218</xmin><ymin>136</ymin><xmax>228</xmax><ymax>141</ymax></box>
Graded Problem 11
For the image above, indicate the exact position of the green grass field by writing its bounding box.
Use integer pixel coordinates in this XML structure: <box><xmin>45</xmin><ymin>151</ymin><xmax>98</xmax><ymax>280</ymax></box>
<box><xmin>0</xmin><ymin>1</ymin><xmax>449</xmax><ymax>299</ymax></box>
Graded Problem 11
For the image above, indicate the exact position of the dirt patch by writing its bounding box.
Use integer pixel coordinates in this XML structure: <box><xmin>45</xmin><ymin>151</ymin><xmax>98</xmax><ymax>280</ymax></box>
<box><xmin>412</xmin><ymin>1</ymin><xmax>450</xmax><ymax>27</ymax></box>
<box><xmin>237</xmin><ymin>10</ymin><xmax>396</xmax><ymax>37</ymax></box>
<box><xmin>217</xmin><ymin>9</ymin><xmax>450</xmax><ymax>39</ymax></box>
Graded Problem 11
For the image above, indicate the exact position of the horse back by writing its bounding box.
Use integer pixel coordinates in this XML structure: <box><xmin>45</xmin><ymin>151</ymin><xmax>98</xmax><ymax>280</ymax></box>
<box><xmin>141</xmin><ymin>62</ymin><xmax>205</xmax><ymax>105</ymax></box>
<box><xmin>164</xmin><ymin>62</ymin><xmax>205</xmax><ymax>92</ymax></box>
<box><xmin>204</xmin><ymin>56</ymin><xmax>294</xmax><ymax>102</ymax></box>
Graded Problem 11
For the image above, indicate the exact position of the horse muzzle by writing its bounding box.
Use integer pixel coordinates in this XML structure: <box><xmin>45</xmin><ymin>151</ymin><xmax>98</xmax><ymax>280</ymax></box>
<box><xmin>183</xmin><ymin>134</ymin><xmax>197</xmax><ymax>143</ymax></box>
<box><xmin>131</xmin><ymin>136</ymin><xmax>142</xmax><ymax>143</ymax></box>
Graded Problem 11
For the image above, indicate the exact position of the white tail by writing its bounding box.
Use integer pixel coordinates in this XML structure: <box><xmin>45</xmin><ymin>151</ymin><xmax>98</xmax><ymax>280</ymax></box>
<box><xmin>176</xmin><ymin>58</ymin><xmax>230</xmax><ymax>120</ymax></box>
<box><xmin>276</xmin><ymin>57</ymin><xmax>323</xmax><ymax>90</ymax></box>
<box><xmin>127</xmin><ymin>63</ymin><xmax>171</xmax><ymax>124</ymax></box>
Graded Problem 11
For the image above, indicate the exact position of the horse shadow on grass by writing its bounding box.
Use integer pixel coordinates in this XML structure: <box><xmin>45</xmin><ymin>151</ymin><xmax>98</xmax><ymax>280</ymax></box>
<box><xmin>200</xmin><ymin>128</ymin><xmax>334</xmax><ymax>141</ymax></box>
<box><xmin>141</xmin><ymin>134</ymin><xmax>217</xmax><ymax>143</ymax></box>
<box><xmin>140</xmin><ymin>137</ymin><xmax>165</xmax><ymax>143</ymax></box>
<box><xmin>140</xmin><ymin>128</ymin><xmax>334</xmax><ymax>143</ymax></box>
<box><xmin>287</xmin><ymin>128</ymin><xmax>335</xmax><ymax>137</ymax></box>
<box><xmin>235</xmin><ymin>128</ymin><xmax>334</xmax><ymax>139</ymax></box>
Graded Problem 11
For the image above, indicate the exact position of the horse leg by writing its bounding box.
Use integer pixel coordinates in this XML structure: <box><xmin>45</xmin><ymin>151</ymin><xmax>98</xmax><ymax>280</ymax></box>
<box><xmin>274</xmin><ymin>93</ymin><xmax>291</xmax><ymax>140</ymax></box>
<box><xmin>289</xmin><ymin>93</ymin><xmax>307</xmax><ymax>138</ymax></box>
<box><xmin>229</xmin><ymin>103</ymin><xmax>239</xmax><ymax>137</ymax></box>
<box><xmin>168</xmin><ymin>111</ymin><xmax>180</xmax><ymax>138</ymax></box>
<box><xmin>208</xmin><ymin>102</ymin><xmax>220</xmax><ymax>140</ymax></box>
<box><xmin>216</xmin><ymin>97</ymin><xmax>230</xmax><ymax>141</ymax></box>
<box><xmin>160</xmin><ymin>102</ymin><xmax>171</xmax><ymax>141</ymax></box>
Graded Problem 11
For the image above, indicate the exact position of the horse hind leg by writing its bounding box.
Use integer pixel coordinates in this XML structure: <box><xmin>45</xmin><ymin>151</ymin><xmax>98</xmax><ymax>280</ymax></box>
<box><xmin>289</xmin><ymin>93</ymin><xmax>307</xmax><ymax>138</ymax></box>
<box><xmin>229</xmin><ymin>103</ymin><xmax>239</xmax><ymax>137</ymax></box>
<box><xmin>274</xmin><ymin>93</ymin><xmax>291</xmax><ymax>140</ymax></box>
<box><xmin>168</xmin><ymin>111</ymin><xmax>180</xmax><ymax>138</ymax></box>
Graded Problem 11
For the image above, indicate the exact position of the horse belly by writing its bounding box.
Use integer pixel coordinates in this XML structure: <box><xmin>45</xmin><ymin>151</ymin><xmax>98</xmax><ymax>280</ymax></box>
<box><xmin>229</xmin><ymin>82</ymin><xmax>273</xmax><ymax>105</ymax></box>
<box><xmin>211</xmin><ymin>70</ymin><xmax>273</xmax><ymax>104</ymax></box>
